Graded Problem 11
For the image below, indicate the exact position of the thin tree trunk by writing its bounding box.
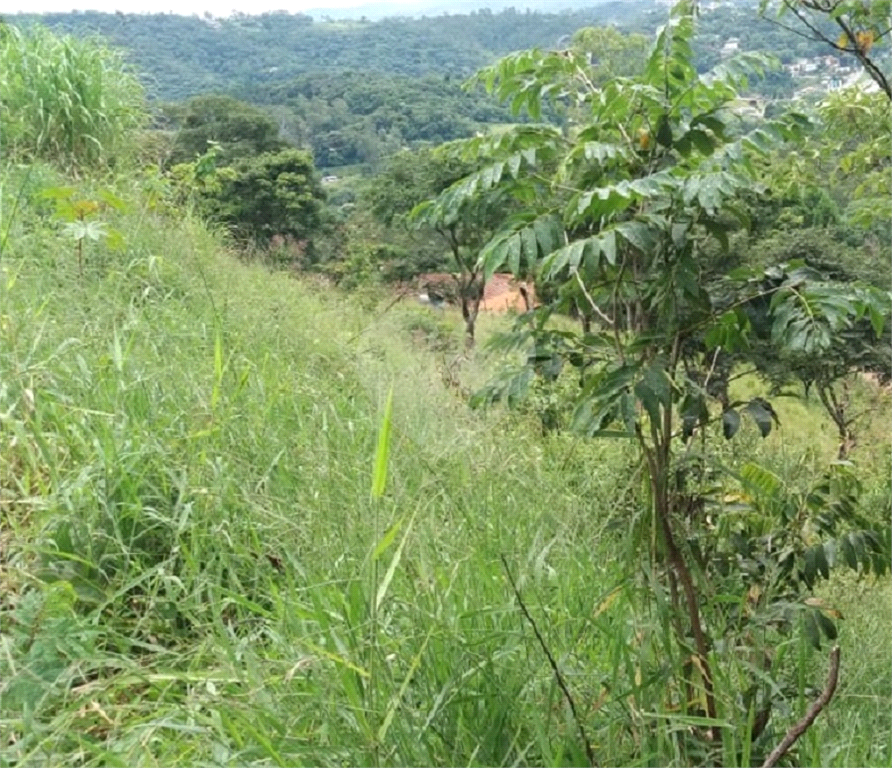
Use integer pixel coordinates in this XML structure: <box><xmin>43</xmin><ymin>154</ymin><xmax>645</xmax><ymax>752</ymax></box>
<box><xmin>462</xmin><ymin>294</ymin><xmax>479</xmax><ymax>348</ymax></box>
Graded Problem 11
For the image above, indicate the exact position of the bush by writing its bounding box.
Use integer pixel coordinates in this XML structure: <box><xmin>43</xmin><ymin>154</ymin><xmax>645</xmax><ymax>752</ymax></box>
<box><xmin>203</xmin><ymin>148</ymin><xmax>327</xmax><ymax>252</ymax></box>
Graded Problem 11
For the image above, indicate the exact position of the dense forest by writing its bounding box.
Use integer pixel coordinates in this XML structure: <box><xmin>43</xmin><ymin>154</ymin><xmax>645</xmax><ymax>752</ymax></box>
<box><xmin>2</xmin><ymin>1</ymin><xmax>891</xmax><ymax>765</ymax></box>
<box><xmin>7</xmin><ymin>3</ymin><xmax>656</xmax><ymax>99</ymax></box>
<box><xmin>6</xmin><ymin>2</ymin><xmax>860</xmax><ymax>99</ymax></box>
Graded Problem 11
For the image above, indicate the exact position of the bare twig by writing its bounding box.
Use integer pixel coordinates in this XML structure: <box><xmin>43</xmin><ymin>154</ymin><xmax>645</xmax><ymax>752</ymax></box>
<box><xmin>345</xmin><ymin>291</ymin><xmax>407</xmax><ymax>344</ymax></box>
<box><xmin>702</xmin><ymin>346</ymin><xmax>722</xmax><ymax>393</ymax></box>
<box><xmin>771</xmin><ymin>0</ymin><xmax>892</xmax><ymax>100</ymax></box>
<box><xmin>573</xmin><ymin>269</ymin><xmax>615</xmax><ymax>326</ymax></box>
<box><xmin>761</xmin><ymin>645</ymin><xmax>841</xmax><ymax>768</ymax></box>
<box><xmin>500</xmin><ymin>555</ymin><xmax>598</xmax><ymax>767</ymax></box>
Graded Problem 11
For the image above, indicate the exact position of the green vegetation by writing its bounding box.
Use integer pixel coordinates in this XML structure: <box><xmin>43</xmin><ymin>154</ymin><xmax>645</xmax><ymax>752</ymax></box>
<box><xmin>0</xmin><ymin>24</ymin><xmax>145</xmax><ymax>171</ymax></box>
<box><xmin>6</xmin><ymin>5</ymin><xmax>657</xmax><ymax>100</ymax></box>
<box><xmin>418</xmin><ymin>5</ymin><xmax>889</xmax><ymax>763</ymax></box>
<box><xmin>184</xmin><ymin>147</ymin><xmax>327</xmax><ymax>253</ymax></box>
<box><xmin>160</xmin><ymin>94</ymin><xmax>288</xmax><ymax>167</ymax></box>
<box><xmin>8</xmin><ymin>1</ymin><xmax>888</xmax><ymax>176</ymax></box>
<box><xmin>1</xmin><ymin>9</ymin><xmax>890</xmax><ymax>767</ymax></box>
<box><xmin>246</xmin><ymin>71</ymin><xmax>525</xmax><ymax>170</ymax></box>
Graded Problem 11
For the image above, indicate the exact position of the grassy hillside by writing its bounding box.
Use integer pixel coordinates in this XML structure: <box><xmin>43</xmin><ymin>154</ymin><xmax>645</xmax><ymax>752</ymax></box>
<box><xmin>0</xmin><ymin>165</ymin><xmax>628</xmax><ymax>765</ymax></box>
<box><xmin>2</xmin><ymin>164</ymin><xmax>890</xmax><ymax>767</ymax></box>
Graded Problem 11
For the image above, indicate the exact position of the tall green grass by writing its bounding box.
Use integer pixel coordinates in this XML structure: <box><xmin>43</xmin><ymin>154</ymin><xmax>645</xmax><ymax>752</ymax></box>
<box><xmin>0</xmin><ymin>23</ymin><xmax>145</xmax><ymax>171</ymax></box>
<box><xmin>1</xmin><ymin>166</ymin><xmax>889</xmax><ymax>766</ymax></box>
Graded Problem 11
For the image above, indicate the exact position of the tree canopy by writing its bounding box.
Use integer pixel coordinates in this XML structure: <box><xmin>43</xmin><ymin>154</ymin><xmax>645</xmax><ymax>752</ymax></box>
<box><xmin>160</xmin><ymin>94</ymin><xmax>287</xmax><ymax>167</ymax></box>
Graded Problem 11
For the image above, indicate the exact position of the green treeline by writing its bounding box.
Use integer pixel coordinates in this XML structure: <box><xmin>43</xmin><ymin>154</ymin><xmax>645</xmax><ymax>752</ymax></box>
<box><xmin>6</xmin><ymin>2</ymin><xmax>879</xmax><ymax>170</ymax></box>
<box><xmin>241</xmin><ymin>70</ymin><xmax>523</xmax><ymax>168</ymax></box>
<box><xmin>7</xmin><ymin>4</ymin><xmax>655</xmax><ymax>100</ymax></box>
<box><xmin>5</xmin><ymin>3</ymin><xmax>853</xmax><ymax>104</ymax></box>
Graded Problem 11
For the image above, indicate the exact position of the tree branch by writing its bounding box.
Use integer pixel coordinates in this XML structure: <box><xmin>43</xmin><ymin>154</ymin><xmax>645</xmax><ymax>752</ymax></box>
<box><xmin>832</xmin><ymin>15</ymin><xmax>892</xmax><ymax>100</ymax></box>
<box><xmin>762</xmin><ymin>645</ymin><xmax>841</xmax><ymax>768</ymax></box>
<box><xmin>573</xmin><ymin>268</ymin><xmax>615</xmax><ymax>326</ymax></box>
<box><xmin>635</xmin><ymin>422</ymin><xmax>719</xmax><ymax>740</ymax></box>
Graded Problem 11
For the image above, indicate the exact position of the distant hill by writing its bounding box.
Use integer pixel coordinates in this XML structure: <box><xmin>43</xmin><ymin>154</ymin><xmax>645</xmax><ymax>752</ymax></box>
<box><xmin>302</xmin><ymin>0</ymin><xmax>626</xmax><ymax>21</ymax></box>
<box><xmin>3</xmin><ymin>1</ymin><xmax>835</xmax><ymax>170</ymax></box>
<box><xmin>4</xmin><ymin>3</ymin><xmax>656</xmax><ymax>101</ymax></box>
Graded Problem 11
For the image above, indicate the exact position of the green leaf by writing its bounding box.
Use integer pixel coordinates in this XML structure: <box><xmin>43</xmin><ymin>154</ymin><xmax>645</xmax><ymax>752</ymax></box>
<box><xmin>98</xmin><ymin>189</ymin><xmax>128</xmax><ymax>211</ymax></box>
<box><xmin>680</xmin><ymin>393</ymin><xmax>708</xmax><ymax>440</ymax></box>
<box><xmin>616</xmin><ymin>219</ymin><xmax>656</xmax><ymax>253</ymax></box>
<box><xmin>371</xmin><ymin>387</ymin><xmax>394</xmax><ymax>499</ymax></box>
<box><xmin>722</xmin><ymin>409</ymin><xmax>741</xmax><ymax>439</ymax></box>
<box><xmin>480</xmin><ymin>236</ymin><xmax>508</xmax><ymax>282</ymax></box>
<box><xmin>39</xmin><ymin>185</ymin><xmax>77</xmax><ymax>202</ymax></box>
<box><xmin>372</xmin><ymin>520</ymin><xmax>402</xmax><ymax>561</ymax></box>
<box><xmin>802</xmin><ymin>609</ymin><xmax>822</xmax><ymax>649</ymax></box>
<box><xmin>63</xmin><ymin>221</ymin><xmax>107</xmax><ymax>241</ymax></box>
<box><xmin>510</xmin><ymin>91</ymin><xmax>527</xmax><ymax>116</ymax></box>
<box><xmin>702</xmin><ymin>217</ymin><xmax>730</xmax><ymax>252</ymax></box>
<box><xmin>744</xmin><ymin>399</ymin><xmax>775</xmax><ymax>438</ymax></box>
<box><xmin>634</xmin><ymin>379</ymin><xmax>661</xmax><ymax>427</ymax></box>
<box><xmin>815</xmin><ymin>609</ymin><xmax>838</xmax><ymax>642</ymax></box>
<box><xmin>580</xmin><ymin>141</ymin><xmax>622</xmax><ymax>164</ymax></box>
<box><xmin>656</xmin><ymin>114</ymin><xmax>673</xmax><ymax>148</ymax></box>
<box><xmin>739</xmin><ymin>462</ymin><xmax>784</xmax><ymax>504</ymax></box>
<box><xmin>839</xmin><ymin>534</ymin><xmax>859</xmax><ymax>570</ymax></box>
<box><xmin>868</xmin><ymin>304</ymin><xmax>886</xmax><ymax>338</ymax></box>
<box><xmin>506</xmin><ymin>233</ymin><xmax>522</xmax><ymax>276</ymax></box>
<box><xmin>533</xmin><ymin>214</ymin><xmax>562</xmax><ymax>256</ymax></box>
<box><xmin>507</xmin><ymin>152</ymin><xmax>522</xmax><ymax>177</ymax></box>
<box><xmin>817</xmin><ymin>544</ymin><xmax>830</xmax><ymax>580</ymax></box>
<box><xmin>519</xmin><ymin>224</ymin><xmax>538</xmax><ymax>273</ymax></box>
<box><xmin>599</xmin><ymin>230</ymin><xmax>617</xmax><ymax>266</ymax></box>
<box><xmin>804</xmin><ymin>543</ymin><xmax>830</xmax><ymax>584</ymax></box>
<box><xmin>104</xmin><ymin>227</ymin><xmax>126</xmax><ymax>251</ymax></box>
<box><xmin>688</xmin><ymin>128</ymin><xmax>715</xmax><ymax>156</ymax></box>
<box><xmin>543</xmin><ymin>238</ymin><xmax>591</xmax><ymax>278</ymax></box>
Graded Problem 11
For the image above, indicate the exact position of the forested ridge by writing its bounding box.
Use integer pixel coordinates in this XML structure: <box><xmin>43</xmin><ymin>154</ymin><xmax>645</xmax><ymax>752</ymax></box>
<box><xmin>6</xmin><ymin>1</ymin><xmax>860</xmax><ymax>100</ymax></box>
<box><xmin>7</xmin><ymin>3</ymin><xmax>655</xmax><ymax>100</ymax></box>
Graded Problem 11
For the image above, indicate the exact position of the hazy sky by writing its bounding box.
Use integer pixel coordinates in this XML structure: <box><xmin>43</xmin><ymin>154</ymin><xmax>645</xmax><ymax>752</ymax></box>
<box><xmin>4</xmin><ymin>0</ymin><xmax>397</xmax><ymax>16</ymax></box>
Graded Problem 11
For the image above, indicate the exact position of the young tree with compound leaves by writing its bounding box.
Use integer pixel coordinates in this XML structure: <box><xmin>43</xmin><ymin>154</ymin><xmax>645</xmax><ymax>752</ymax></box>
<box><xmin>742</xmin><ymin>86</ymin><xmax>891</xmax><ymax>458</ymax></box>
<box><xmin>418</xmin><ymin>2</ymin><xmax>889</xmax><ymax>761</ymax></box>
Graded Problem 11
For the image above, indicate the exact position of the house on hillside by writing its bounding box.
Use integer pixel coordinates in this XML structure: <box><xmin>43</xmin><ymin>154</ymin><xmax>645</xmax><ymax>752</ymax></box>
<box><xmin>720</xmin><ymin>38</ymin><xmax>740</xmax><ymax>57</ymax></box>
<box><xmin>481</xmin><ymin>273</ymin><xmax>536</xmax><ymax>313</ymax></box>
<box><xmin>413</xmin><ymin>272</ymin><xmax>535</xmax><ymax>313</ymax></box>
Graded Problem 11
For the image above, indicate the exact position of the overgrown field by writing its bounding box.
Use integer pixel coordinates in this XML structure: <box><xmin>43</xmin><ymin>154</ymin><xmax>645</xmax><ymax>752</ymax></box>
<box><xmin>1</xmin><ymin>166</ymin><xmax>890</xmax><ymax>767</ymax></box>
